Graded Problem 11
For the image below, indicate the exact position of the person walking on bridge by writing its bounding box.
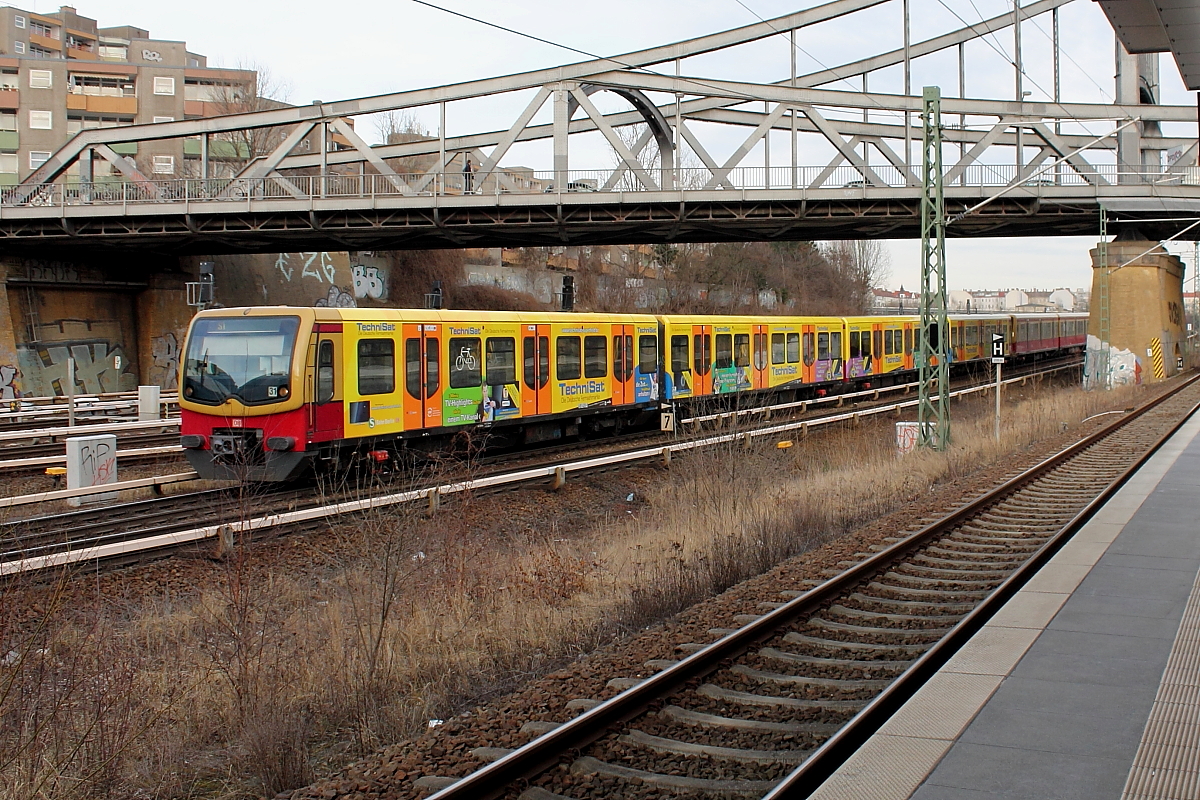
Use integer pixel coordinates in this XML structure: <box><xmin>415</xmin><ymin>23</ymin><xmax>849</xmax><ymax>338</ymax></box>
<box><xmin>463</xmin><ymin>157</ymin><xmax>474</xmax><ymax>194</ymax></box>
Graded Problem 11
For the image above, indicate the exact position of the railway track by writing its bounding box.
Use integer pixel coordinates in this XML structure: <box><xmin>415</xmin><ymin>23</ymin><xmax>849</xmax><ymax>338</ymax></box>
<box><xmin>0</xmin><ymin>360</ymin><xmax>1083</xmax><ymax>578</ymax></box>
<box><xmin>398</xmin><ymin>373</ymin><xmax>1200</xmax><ymax>800</ymax></box>
<box><xmin>0</xmin><ymin>360</ymin><xmax>1082</xmax><ymax>578</ymax></box>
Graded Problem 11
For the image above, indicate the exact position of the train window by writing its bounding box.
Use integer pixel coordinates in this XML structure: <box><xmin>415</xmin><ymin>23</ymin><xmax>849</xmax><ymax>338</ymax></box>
<box><xmin>523</xmin><ymin>337</ymin><xmax>536</xmax><ymax>389</ymax></box>
<box><xmin>358</xmin><ymin>338</ymin><xmax>395</xmax><ymax>395</ymax></box>
<box><xmin>450</xmin><ymin>336</ymin><xmax>482</xmax><ymax>389</ymax></box>
<box><xmin>734</xmin><ymin>334</ymin><xmax>750</xmax><ymax>368</ymax></box>
<box><xmin>585</xmin><ymin>335</ymin><xmax>607</xmax><ymax>378</ymax></box>
<box><xmin>861</xmin><ymin>330</ymin><xmax>871</xmax><ymax>358</ymax></box>
<box><xmin>557</xmin><ymin>336</ymin><xmax>581</xmax><ymax>381</ymax></box>
<box><xmin>623</xmin><ymin>336</ymin><xmax>634</xmax><ymax>381</ymax></box>
<box><xmin>966</xmin><ymin>324</ymin><xmax>977</xmax><ymax>346</ymax></box>
<box><xmin>817</xmin><ymin>332</ymin><xmax>830</xmax><ymax>360</ymax></box>
<box><xmin>831</xmin><ymin>331</ymin><xmax>843</xmax><ymax>358</ymax></box>
<box><xmin>613</xmin><ymin>335</ymin><xmax>625</xmax><ymax>382</ymax></box>
<box><xmin>405</xmin><ymin>338</ymin><xmax>422</xmax><ymax>400</ymax></box>
<box><xmin>771</xmin><ymin>333</ymin><xmax>786</xmax><ymax>364</ymax></box>
<box><xmin>317</xmin><ymin>340</ymin><xmax>335</xmax><ymax>403</ymax></box>
<box><xmin>671</xmin><ymin>335</ymin><xmax>689</xmax><ymax>377</ymax></box>
<box><xmin>639</xmin><ymin>335</ymin><xmax>658</xmax><ymax>374</ymax></box>
<box><xmin>883</xmin><ymin>330</ymin><xmax>893</xmax><ymax>356</ymax></box>
<box><xmin>950</xmin><ymin>326</ymin><xmax>958</xmax><ymax>348</ymax></box>
<box><xmin>914</xmin><ymin>326</ymin><xmax>921</xmax><ymax>352</ymax></box>
<box><xmin>486</xmin><ymin>337</ymin><xmax>516</xmax><ymax>386</ymax></box>
<box><xmin>802</xmin><ymin>332</ymin><xmax>815</xmax><ymax>366</ymax></box>
<box><xmin>694</xmin><ymin>334</ymin><xmax>711</xmax><ymax>376</ymax></box>
<box><xmin>715</xmin><ymin>334</ymin><xmax>733</xmax><ymax>369</ymax></box>
<box><xmin>904</xmin><ymin>328</ymin><xmax>913</xmax><ymax>355</ymax></box>
<box><xmin>1018</xmin><ymin>321</ymin><xmax>1028</xmax><ymax>341</ymax></box>
<box><xmin>426</xmin><ymin>338</ymin><xmax>440</xmax><ymax>395</ymax></box>
<box><xmin>1042</xmin><ymin>321</ymin><xmax>1053</xmax><ymax>340</ymax></box>
<box><xmin>873</xmin><ymin>329</ymin><xmax>883</xmax><ymax>358</ymax></box>
<box><xmin>787</xmin><ymin>332</ymin><xmax>800</xmax><ymax>364</ymax></box>
<box><xmin>849</xmin><ymin>331</ymin><xmax>861</xmax><ymax>359</ymax></box>
<box><xmin>753</xmin><ymin>333</ymin><xmax>767</xmax><ymax>370</ymax></box>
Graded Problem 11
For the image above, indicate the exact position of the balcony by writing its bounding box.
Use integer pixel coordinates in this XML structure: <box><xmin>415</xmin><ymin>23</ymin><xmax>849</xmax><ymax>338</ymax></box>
<box><xmin>29</xmin><ymin>33</ymin><xmax>62</xmax><ymax>52</ymax></box>
<box><xmin>66</xmin><ymin>94</ymin><xmax>137</xmax><ymax>114</ymax></box>
<box><xmin>67</xmin><ymin>45</ymin><xmax>97</xmax><ymax>61</ymax></box>
<box><xmin>0</xmin><ymin>89</ymin><xmax>17</xmax><ymax>111</ymax></box>
<box><xmin>0</xmin><ymin>131</ymin><xmax>18</xmax><ymax>151</ymax></box>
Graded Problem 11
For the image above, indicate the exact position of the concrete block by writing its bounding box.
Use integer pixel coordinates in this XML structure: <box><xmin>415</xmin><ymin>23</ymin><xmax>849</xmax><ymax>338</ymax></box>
<box><xmin>138</xmin><ymin>384</ymin><xmax>161</xmax><ymax>421</ymax></box>
<box><xmin>66</xmin><ymin>434</ymin><xmax>117</xmax><ymax>506</ymax></box>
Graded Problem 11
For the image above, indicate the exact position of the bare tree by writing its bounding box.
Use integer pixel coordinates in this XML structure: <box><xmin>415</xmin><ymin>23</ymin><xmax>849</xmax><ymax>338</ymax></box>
<box><xmin>199</xmin><ymin>62</ymin><xmax>295</xmax><ymax>177</ymax></box>
<box><xmin>819</xmin><ymin>240</ymin><xmax>893</xmax><ymax>313</ymax></box>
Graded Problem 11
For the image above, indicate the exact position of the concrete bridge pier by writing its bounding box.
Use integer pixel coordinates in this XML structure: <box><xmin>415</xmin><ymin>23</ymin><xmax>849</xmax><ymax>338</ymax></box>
<box><xmin>1086</xmin><ymin>238</ymin><xmax>1187</xmax><ymax>389</ymax></box>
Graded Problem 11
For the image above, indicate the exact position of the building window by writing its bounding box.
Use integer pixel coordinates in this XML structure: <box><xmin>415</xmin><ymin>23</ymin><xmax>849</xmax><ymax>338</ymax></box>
<box><xmin>98</xmin><ymin>44</ymin><xmax>127</xmax><ymax>60</ymax></box>
<box><xmin>29</xmin><ymin>70</ymin><xmax>52</xmax><ymax>89</ymax></box>
<box><xmin>29</xmin><ymin>151</ymin><xmax>50</xmax><ymax>169</ymax></box>
<box><xmin>0</xmin><ymin>153</ymin><xmax>16</xmax><ymax>173</ymax></box>
<box><xmin>14</xmin><ymin>15</ymin><xmax>25</xmax><ymax>29</ymax></box>
<box><xmin>30</xmin><ymin>46</ymin><xmax>55</xmax><ymax>59</ymax></box>
<box><xmin>152</xmin><ymin>155</ymin><xmax>174</xmax><ymax>174</ymax></box>
<box><xmin>0</xmin><ymin>113</ymin><xmax>15</xmax><ymax>131</ymax></box>
<box><xmin>13</xmin><ymin>42</ymin><xmax>24</xmax><ymax>54</ymax></box>
<box><xmin>152</xmin><ymin>76</ymin><xmax>175</xmax><ymax>95</ymax></box>
<box><xmin>152</xmin><ymin>116</ymin><xmax>174</xmax><ymax>123</ymax></box>
<box><xmin>28</xmin><ymin>110</ymin><xmax>52</xmax><ymax>129</ymax></box>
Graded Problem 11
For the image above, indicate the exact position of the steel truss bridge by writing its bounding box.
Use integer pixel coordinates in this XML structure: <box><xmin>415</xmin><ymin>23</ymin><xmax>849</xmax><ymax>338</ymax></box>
<box><xmin>4</xmin><ymin>0</ymin><xmax>1200</xmax><ymax>256</ymax></box>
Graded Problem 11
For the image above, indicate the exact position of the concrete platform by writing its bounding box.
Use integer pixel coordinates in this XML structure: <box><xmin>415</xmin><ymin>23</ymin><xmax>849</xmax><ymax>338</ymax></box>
<box><xmin>809</xmin><ymin>410</ymin><xmax>1200</xmax><ymax>800</ymax></box>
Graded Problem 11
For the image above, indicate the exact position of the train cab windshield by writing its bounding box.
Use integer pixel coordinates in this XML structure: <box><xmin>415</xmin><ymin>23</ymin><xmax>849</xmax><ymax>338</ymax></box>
<box><xmin>183</xmin><ymin>315</ymin><xmax>300</xmax><ymax>405</ymax></box>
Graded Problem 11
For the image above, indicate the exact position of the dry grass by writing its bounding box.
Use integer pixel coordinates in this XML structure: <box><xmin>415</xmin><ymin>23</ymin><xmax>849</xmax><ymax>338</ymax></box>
<box><xmin>0</xmin><ymin>379</ymin><xmax>1146</xmax><ymax>798</ymax></box>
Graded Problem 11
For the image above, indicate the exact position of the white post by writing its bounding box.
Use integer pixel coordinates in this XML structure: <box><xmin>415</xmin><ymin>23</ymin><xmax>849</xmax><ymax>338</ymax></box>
<box><xmin>66</xmin><ymin>433</ymin><xmax>118</xmax><ymax>506</ymax></box>
<box><xmin>138</xmin><ymin>385</ymin><xmax>161</xmax><ymax>421</ymax></box>
<box><xmin>995</xmin><ymin>360</ymin><xmax>1002</xmax><ymax>441</ymax></box>
<box><xmin>66</xmin><ymin>356</ymin><xmax>76</xmax><ymax>427</ymax></box>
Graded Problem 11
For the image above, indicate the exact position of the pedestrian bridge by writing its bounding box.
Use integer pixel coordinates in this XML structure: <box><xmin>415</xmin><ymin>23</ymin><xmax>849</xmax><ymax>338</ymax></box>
<box><xmin>4</xmin><ymin>0</ymin><xmax>1199</xmax><ymax>255</ymax></box>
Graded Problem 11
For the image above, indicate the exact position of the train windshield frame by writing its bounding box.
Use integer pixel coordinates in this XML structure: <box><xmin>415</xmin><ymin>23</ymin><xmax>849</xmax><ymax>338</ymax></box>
<box><xmin>183</xmin><ymin>315</ymin><xmax>301</xmax><ymax>406</ymax></box>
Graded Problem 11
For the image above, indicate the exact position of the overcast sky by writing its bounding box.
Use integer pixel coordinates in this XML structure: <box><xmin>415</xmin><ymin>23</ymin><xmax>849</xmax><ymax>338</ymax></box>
<box><xmin>14</xmin><ymin>0</ymin><xmax>1199</xmax><ymax>291</ymax></box>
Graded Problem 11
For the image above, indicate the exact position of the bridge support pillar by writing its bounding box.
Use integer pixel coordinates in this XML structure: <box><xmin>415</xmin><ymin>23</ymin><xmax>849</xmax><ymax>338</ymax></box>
<box><xmin>1086</xmin><ymin>240</ymin><xmax>1186</xmax><ymax>388</ymax></box>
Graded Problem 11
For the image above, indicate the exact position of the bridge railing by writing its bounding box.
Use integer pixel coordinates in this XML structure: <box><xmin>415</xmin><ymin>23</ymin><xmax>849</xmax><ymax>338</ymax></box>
<box><xmin>2</xmin><ymin>164</ymin><xmax>1195</xmax><ymax>208</ymax></box>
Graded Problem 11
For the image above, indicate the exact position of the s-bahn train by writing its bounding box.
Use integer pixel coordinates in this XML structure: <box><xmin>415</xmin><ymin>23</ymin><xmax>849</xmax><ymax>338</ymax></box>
<box><xmin>179</xmin><ymin>307</ymin><xmax>1088</xmax><ymax>481</ymax></box>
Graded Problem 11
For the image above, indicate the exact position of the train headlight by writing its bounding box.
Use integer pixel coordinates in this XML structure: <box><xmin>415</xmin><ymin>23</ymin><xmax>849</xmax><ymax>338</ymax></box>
<box><xmin>279</xmin><ymin>386</ymin><xmax>289</xmax><ymax>397</ymax></box>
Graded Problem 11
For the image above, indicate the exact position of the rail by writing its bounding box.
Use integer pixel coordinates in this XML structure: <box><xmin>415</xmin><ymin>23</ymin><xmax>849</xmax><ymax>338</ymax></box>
<box><xmin>0</xmin><ymin>359</ymin><xmax>1079</xmax><ymax>576</ymax></box>
<box><xmin>3</xmin><ymin>164</ymin><xmax>1195</xmax><ymax>210</ymax></box>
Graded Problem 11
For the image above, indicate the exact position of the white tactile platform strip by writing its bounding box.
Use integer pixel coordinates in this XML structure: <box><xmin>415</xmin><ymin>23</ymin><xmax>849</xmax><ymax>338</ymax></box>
<box><xmin>1120</xmin><ymin>553</ymin><xmax>1200</xmax><ymax>799</ymax></box>
<box><xmin>807</xmin><ymin>413</ymin><xmax>1200</xmax><ymax>800</ymax></box>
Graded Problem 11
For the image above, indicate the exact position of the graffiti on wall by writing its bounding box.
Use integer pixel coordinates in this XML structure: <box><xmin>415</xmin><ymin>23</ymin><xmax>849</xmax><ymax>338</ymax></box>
<box><xmin>352</xmin><ymin>264</ymin><xmax>387</xmax><ymax>300</ymax></box>
<box><xmin>1083</xmin><ymin>335</ymin><xmax>1142</xmax><ymax>390</ymax></box>
<box><xmin>314</xmin><ymin>286</ymin><xmax>357</xmax><ymax>308</ymax></box>
<box><xmin>18</xmin><ymin>341</ymin><xmax>137</xmax><ymax>396</ymax></box>
<box><xmin>0</xmin><ymin>365</ymin><xmax>19</xmax><ymax>400</ymax></box>
<box><xmin>150</xmin><ymin>332</ymin><xmax>180</xmax><ymax>390</ymax></box>
<box><xmin>276</xmin><ymin>252</ymin><xmax>338</xmax><ymax>284</ymax></box>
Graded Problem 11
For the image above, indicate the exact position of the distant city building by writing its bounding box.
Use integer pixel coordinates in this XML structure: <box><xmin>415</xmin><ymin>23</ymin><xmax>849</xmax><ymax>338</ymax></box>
<box><xmin>871</xmin><ymin>286</ymin><xmax>919</xmax><ymax>312</ymax></box>
<box><xmin>944</xmin><ymin>287</ymin><xmax>1087</xmax><ymax>313</ymax></box>
<box><xmin>0</xmin><ymin>4</ymin><xmax>256</xmax><ymax>184</ymax></box>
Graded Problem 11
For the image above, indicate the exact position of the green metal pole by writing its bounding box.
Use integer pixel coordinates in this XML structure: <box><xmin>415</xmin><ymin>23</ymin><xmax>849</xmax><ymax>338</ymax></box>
<box><xmin>918</xmin><ymin>86</ymin><xmax>950</xmax><ymax>450</ymax></box>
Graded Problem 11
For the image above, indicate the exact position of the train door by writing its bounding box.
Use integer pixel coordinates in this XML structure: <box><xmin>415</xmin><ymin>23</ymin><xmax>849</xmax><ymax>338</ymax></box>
<box><xmin>310</xmin><ymin>324</ymin><xmax>344</xmax><ymax>440</ymax></box>
<box><xmin>801</xmin><ymin>324</ymin><xmax>816</xmax><ymax>383</ymax></box>
<box><xmin>692</xmin><ymin>324</ymin><xmax>712</xmax><ymax>396</ymax></box>
<box><xmin>611</xmin><ymin>324</ymin><xmax>634</xmax><ymax>406</ymax></box>
<box><xmin>903</xmin><ymin>322</ymin><xmax>914</xmax><ymax>370</ymax></box>
<box><xmin>521</xmin><ymin>324</ymin><xmax>552</xmax><ymax>416</ymax></box>
<box><xmin>402</xmin><ymin>323</ymin><xmax>442</xmax><ymax>429</ymax></box>
<box><xmin>752</xmin><ymin>324</ymin><xmax>768</xmax><ymax>389</ymax></box>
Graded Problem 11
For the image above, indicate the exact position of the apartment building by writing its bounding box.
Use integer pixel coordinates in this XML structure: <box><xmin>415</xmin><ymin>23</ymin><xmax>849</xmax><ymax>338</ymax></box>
<box><xmin>0</xmin><ymin>5</ymin><xmax>256</xmax><ymax>183</ymax></box>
